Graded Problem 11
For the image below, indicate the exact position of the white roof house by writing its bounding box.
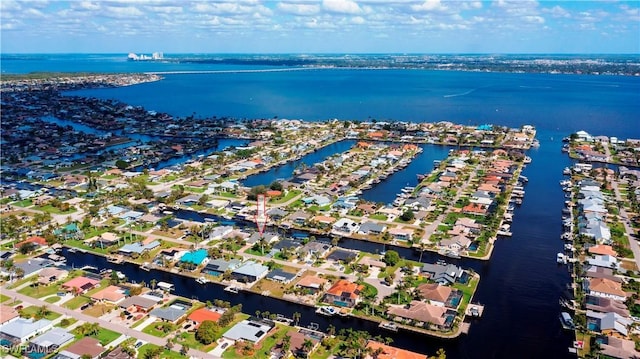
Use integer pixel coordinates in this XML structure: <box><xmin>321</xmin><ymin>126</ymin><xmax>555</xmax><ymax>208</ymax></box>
<box><xmin>0</xmin><ymin>318</ymin><xmax>53</xmax><ymax>343</ymax></box>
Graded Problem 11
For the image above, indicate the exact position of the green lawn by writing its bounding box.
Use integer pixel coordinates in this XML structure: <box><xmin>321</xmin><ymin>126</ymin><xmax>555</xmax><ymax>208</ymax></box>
<box><xmin>142</xmin><ymin>321</ymin><xmax>173</xmax><ymax>338</ymax></box>
<box><xmin>33</xmin><ymin>204</ymin><xmax>77</xmax><ymax>214</ymax></box>
<box><xmin>45</xmin><ymin>296</ymin><xmax>61</xmax><ymax>303</ymax></box>
<box><xmin>369</xmin><ymin>214</ymin><xmax>388</xmax><ymax>221</ymax></box>
<box><xmin>13</xmin><ymin>199</ymin><xmax>33</xmax><ymax>207</ymax></box>
<box><xmin>269</xmin><ymin>190</ymin><xmax>301</xmax><ymax>204</ymax></box>
<box><xmin>63</xmin><ymin>295</ymin><xmax>91</xmax><ymax>309</ymax></box>
<box><xmin>18</xmin><ymin>283</ymin><xmax>62</xmax><ymax>298</ymax></box>
<box><xmin>0</xmin><ymin>294</ymin><xmax>10</xmax><ymax>303</ymax></box>
<box><xmin>65</xmin><ymin>239</ymin><xmax>110</xmax><ymax>255</ymax></box>
<box><xmin>95</xmin><ymin>328</ymin><xmax>121</xmax><ymax>345</ymax></box>
<box><xmin>73</xmin><ymin>328</ymin><xmax>121</xmax><ymax>346</ymax></box>
<box><xmin>137</xmin><ymin>344</ymin><xmax>187</xmax><ymax>359</ymax></box>
<box><xmin>56</xmin><ymin>318</ymin><xmax>77</xmax><ymax>328</ymax></box>
<box><xmin>217</xmin><ymin>192</ymin><xmax>238</xmax><ymax>199</ymax></box>
<box><xmin>222</xmin><ymin>324</ymin><xmax>289</xmax><ymax>359</ymax></box>
<box><xmin>20</xmin><ymin>305</ymin><xmax>62</xmax><ymax>320</ymax></box>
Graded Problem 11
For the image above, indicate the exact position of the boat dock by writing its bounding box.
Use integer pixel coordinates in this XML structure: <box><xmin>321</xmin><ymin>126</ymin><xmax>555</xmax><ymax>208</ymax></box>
<box><xmin>466</xmin><ymin>303</ymin><xmax>485</xmax><ymax>318</ymax></box>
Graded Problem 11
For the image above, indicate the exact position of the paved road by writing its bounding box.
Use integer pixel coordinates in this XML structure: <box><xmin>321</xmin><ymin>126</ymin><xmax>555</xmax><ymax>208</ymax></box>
<box><xmin>610</xmin><ymin>179</ymin><xmax>640</xmax><ymax>270</ymax></box>
<box><xmin>2</xmin><ymin>287</ymin><xmax>222</xmax><ymax>359</ymax></box>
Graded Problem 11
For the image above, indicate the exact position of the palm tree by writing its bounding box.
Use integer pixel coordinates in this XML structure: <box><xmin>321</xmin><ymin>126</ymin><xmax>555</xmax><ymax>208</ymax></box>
<box><xmin>302</xmin><ymin>339</ymin><xmax>314</xmax><ymax>354</ymax></box>
<box><xmin>292</xmin><ymin>311</ymin><xmax>301</xmax><ymax>326</ymax></box>
<box><xmin>418</xmin><ymin>242</ymin><xmax>426</xmax><ymax>263</ymax></box>
<box><xmin>150</xmin><ymin>279</ymin><xmax>157</xmax><ymax>291</ymax></box>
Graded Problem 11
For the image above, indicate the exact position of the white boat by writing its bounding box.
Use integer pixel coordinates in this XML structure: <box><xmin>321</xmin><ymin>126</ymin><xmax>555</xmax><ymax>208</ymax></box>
<box><xmin>559</xmin><ymin>312</ymin><xmax>575</xmax><ymax>330</ymax></box>
<box><xmin>557</xmin><ymin>253</ymin><xmax>567</xmax><ymax>264</ymax></box>
<box><xmin>140</xmin><ymin>262</ymin><xmax>151</xmax><ymax>271</ymax></box>
<box><xmin>316</xmin><ymin>306</ymin><xmax>338</xmax><ymax>316</ymax></box>
<box><xmin>195</xmin><ymin>276</ymin><xmax>209</xmax><ymax>284</ymax></box>
<box><xmin>563</xmin><ymin>167</ymin><xmax>571</xmax><ymax>175</ymax></box>
<box><xmin>224</xmin><ymin>286</ymin><xmax>240</xmax><ymax>293</ymax></box>
<box><xmin>379</xmin><ymin>322</ymin><xmax>398</xmax><ymax>332</ymax></box>
<box><xmin>523</xmin><ymin>156</ymin><xmax>532</xmax><ymax>164</ymax></box>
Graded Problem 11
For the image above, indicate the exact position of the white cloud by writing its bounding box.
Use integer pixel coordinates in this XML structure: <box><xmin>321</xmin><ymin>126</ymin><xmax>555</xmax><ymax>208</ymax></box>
<box><xmin>543</xmin><ymin>5</ymin><xmax>570</xmax><ymax>18</ymax></box>
<box><xmin>524</xmin><ymin>15</ymin><xmax>544</xmax><ymax>24</ymax></box>
<box><xmin>351</xmin><ymin>16</ymin><xmax>365</xmax><ymax>24</ymax></box>
<box><xmin>0</xmin><ymin>0</ymin><xmax>22</xmax><ymax>12</ymax></box>
<box><xmin>147</xmin><ymin>5</ymin><xmax>182</xmax><ymax>14</ymax></box>
<box><xmin>78</xmin><ymin>1</ymin><xmax>100</xmax><ymax>11</ymax></box>
<box><xmin>411</xmin><ymin>0</ymin><xmax>447</xmax><ymax>12</ymax></box>
<box><xmin>277</xmin><ymin>2</ymin><xmax>320</xmax><ymax>16</ymax></box>
<box><xmin>322</xmin><ymin>0</ymin><xmax>362</xmax><ymax>15</ymax></box>
<box><xmin>104</xmin><ymin>6</ymin><xmax>144</xmax><ymax>18</ymax></box>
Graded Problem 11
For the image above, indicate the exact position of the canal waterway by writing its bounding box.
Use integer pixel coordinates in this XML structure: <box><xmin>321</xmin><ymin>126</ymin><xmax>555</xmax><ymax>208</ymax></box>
<box><xmin>361</xmin><ymin>144</ymin><xmax>453</xmax><ymax>204</ymax></box>
<box><xmin>241</xmin><ymin>140</ymin><xmax>356</xmax><ymax>187</ymax></box>
<box><xmin>61</xmin><ymin>132</ymin><xmax>576</xmax><ymax>358</ymax></box>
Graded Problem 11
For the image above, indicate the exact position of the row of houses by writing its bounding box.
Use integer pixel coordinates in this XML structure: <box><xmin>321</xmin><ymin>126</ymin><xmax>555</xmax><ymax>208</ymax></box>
<box><xmin>573</xmin><ymin>179</ymin><xmax>640</xmax><ymax>358</ymax></box>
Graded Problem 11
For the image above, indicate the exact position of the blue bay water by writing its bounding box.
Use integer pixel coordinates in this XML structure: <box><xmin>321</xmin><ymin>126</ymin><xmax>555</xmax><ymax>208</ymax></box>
<box><xmin>4</xmin><ymin>54</ymin><xmax>640</xmax><ymax>359</ymax></box>
<box><xmin>67</xmin><ymin>69</ymin><xmax>640</xmax><ymax>139</ymax></box>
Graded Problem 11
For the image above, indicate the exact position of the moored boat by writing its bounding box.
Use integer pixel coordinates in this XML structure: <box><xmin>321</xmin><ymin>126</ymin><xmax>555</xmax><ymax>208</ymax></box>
<box><xmin>559</xmin><ymin>312</ymin><xmax>575</xmax><ymax>330</ymax></box>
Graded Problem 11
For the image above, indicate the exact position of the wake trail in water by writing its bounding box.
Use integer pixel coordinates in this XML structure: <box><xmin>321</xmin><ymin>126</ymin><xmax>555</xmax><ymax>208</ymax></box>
<box><xmin>443</xmin><ymin>88</ymin><xmax>477</xmax><ymax>98</ymax></box>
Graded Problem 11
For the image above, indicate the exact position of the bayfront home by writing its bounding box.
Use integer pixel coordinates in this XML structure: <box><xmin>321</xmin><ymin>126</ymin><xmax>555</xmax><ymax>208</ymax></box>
<box><xmin>322</xmin><ymin>279</ymin><xmax>364</xmax><ymax>308</ymax></box>
<box><xmin>231</xmin><ymin>261</ymin><xmax>269</xmax><ymax>283</ymax></box>
<box><xmin>387</xmin><ymin>301</ymin><xmax>451</xmax><ymax>330</ymax></box>
<box><xmin>421</xmin><ymin>262</ymin><xmax>464</xmax><ymax>285</ymax></box>
<box><xmin>587</xmin><ymin>278</ymin><xmax>628</xmax><ymax>302</ymax></box>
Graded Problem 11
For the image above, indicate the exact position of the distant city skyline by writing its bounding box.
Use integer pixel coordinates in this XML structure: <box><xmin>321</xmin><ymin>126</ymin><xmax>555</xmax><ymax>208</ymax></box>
<box><xmin>1</xmin><ymin>0</ymin><xmax>639</xmax><ymax>54</ymax></box>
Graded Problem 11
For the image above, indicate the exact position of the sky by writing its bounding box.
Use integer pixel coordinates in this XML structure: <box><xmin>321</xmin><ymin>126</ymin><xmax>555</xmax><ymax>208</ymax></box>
<box><xmin>1</xmin><ymin>0</ymin><xmax>639</xmax><ymax>54</ymax></box>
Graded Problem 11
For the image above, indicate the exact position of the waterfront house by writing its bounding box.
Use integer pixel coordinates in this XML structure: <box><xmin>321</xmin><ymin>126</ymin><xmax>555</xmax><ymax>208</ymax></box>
<box><xmin>29</xmin><ymin>327</ymin><xmax>74</xmax><ymax>354</ymax></box>
<box><xmin>439</xmin><ymin>235</ymin><xmax>472</xmax><ymax>252</ymax></box>
<box><xmin>288</xmin><ymin>210</ymin><xmax>311</xmax><ymax>226</ymax></box>
<box><xmin>118</xmin><ymin>240</ymin><xmax>160</xmax><ymax>257</ymax></box>
<box><xmin>150</xmin><ymin>305</ymin><xmax>188</xmax><ymax>323</ymax></box>
<box><xmin>90</xmin><ymin>285</ymin><xmax>127</xmax><ymax>305</ymax></box>
<box><xmin>388</xmin><ymin>227</ymin><xmax>413</xmax><ymax>241</ymax></box>
<box><xmin>332</xmin><ymin>218</ymin><xmax>359</xmax><ymax>234</ymax></box>
<box><xmin>299</xmin><ymin>241</ymin><xmax>332</xmax><ymax>260</ymax></box>
<box><xmin>587</xmin><ymin>278</ymin><xmax>628</xmax><ymax>302</ymax></box>
<box><xmin>599</xmin><ymin>336</ymin><xmax>640</xmax><ymax>359</ymax></box>
<box><xmin>365</xmin><ymin>341</ymin><xmax>427</xmax><ymax>359</ymax></box>
<box><xmin>223</xmin><ymin>318</ymin><xmax>274</xmax><ymax>343</ymax></box>
<box><xmin>187</xmin><ymin>308</ymin><xmax>222</xmax><ymax>328</ymax></box>
<box><xmin>208</xmin><ymin>226</ymin><xmax>234</xmax><ymax>241</ymax></box>
<box><xmin>94</xmin><ymin>232</ymin><xmax>120</xmax><ymax>248</ymax></box>
<box><xmin>58</xmin><ymin>337</ymin><xmax>104</xmax><ymax>359</ymax></box>
<box><xmin>14</xmin><ymin>258</ymin><xmax>53</xmax><ymax>278</ymax></box>
<box><xmin>421</xmin><ymin>263</ymin><xmax>464</xmax><ymax>285</ymax></box>
<box><xmin>587</xmin><ymin>254</ymin><xmax>620</xmax><ymax>270</ymax></box>
<box><xmin>17</xmin><ymin>236</ymin><xmax>48</xmax><ymax>251</ymax></box>
<box><xmin>358</xmin><ymin>222</ymin><xmax>387</xmax><ymax>236</ymax></box>
<box><xmin>587</xmin><ymin>244</ymin><xmax>618</xmax><ymax>257</ymax></box>
<box><xmin>118</xmin><ymin>295</ymin><xmax>158</xmax><ymax>314</ymax></box>
<box><xmin>416</xmin><ymin>283</ymin><xmax>462</xmax><ymax>308</ymax></box>
<box><xmin>232</xmin><ymin>261</ymin><xmax>269</xmax><ymax>283</ymax></box>
<box><xmin>0</xmin><ymin>305</ymin><xmax>19</xmax><ymax>325</ymax></box>
<box><xmin>323</xmin><ymin>279</ymin><xmax>363</xmax><ymax>307</ymax></box>
<box><xmin>265</xmin><ymin>268</ymin><xmax>297</xmax><ymax>284</ymax></box>
<box><xmin>387</xmin><ymin>301</ymin><xmax>449</xmax><ymax>329</ymax></box>
<box><xmin>204</xmin><ymin>258</ymin><xmax>241</xmax><ymax>277</ymax></box>
<box><xmin>327</xmin><ymin>249</ymin><xmax>357</xmax><ymax>263</ymax></box>
<box><xmin>0</xmin><ymin>318</ymin><xmax>53</xmax><ymax>344</ymax></box>
<box><xmin>176</xmin><ymin>194</ymin><xmax>202</xmax><ymax>206</ymax></box>
<box><xmin>585</xmin><ymin>296</ymin><xmax>630</xmax><ymax>317</ymax></box>
<box><xmin>62</xmin><ymin>276</ymin><xmax>100</xmax><ymax>294</ymax></box>
<box><xmin>179</xmin><ymin>249</ymin><xmax>209</xmax><ymax>268</ymax></box>
<box><xmin>295</xmin><ymin>275</ymin><xmax>327</xmax><ymax>294</ymax></box>
<box><xmin>267</xmin><ymin>208</ymin><xmax>288</xmax><ymax>221</ymax></box>
<box><xmin>586</xmin><ymin>310</ymin><xmax>633</xmax><ymax>337</ymax></box>
<box><xmin>247</xmin><ymin>232</ymin><xmax>279</xmax><ymax>245</ymax></box>
<box><xmin>314</xmin><ymin>215</ymin><xmax>337</xmax><ymax>228</ymax></box>
<box><xmin>37</xmin><ymin>267</ymin><xmax>68</xmax><ymax>285</ymax></box>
